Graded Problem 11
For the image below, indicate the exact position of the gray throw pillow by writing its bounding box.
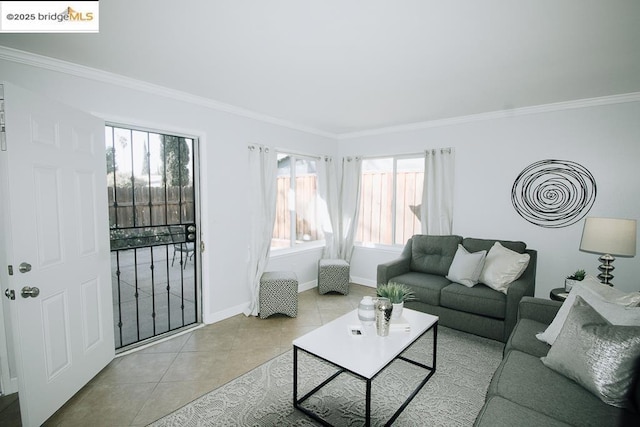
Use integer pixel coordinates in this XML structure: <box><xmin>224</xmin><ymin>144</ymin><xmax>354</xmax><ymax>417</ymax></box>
<box><xmin>446</xmin><ymin>244</ymin><xmax>486</xmax><ymax>287</ymax></box>
<box><xmin>541</xmin><ymin>295</ymin><xmax>640</xmax><ymax>408</ymax></box>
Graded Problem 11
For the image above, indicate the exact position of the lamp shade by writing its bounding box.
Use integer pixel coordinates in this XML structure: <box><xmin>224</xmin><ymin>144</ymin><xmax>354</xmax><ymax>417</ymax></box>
<box><xmin>579</xmin><ymin>217</ymin><xmax>637</xmax><ymax>257</ymax></box>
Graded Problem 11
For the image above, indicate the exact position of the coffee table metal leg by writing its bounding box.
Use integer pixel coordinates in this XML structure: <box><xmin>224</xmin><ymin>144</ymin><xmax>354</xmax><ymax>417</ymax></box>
<box><xmin>294</xmin><ymin>322</ymin><xmax>438</xmax><ymax>426</ymax></box>
<box><xmin>293</xmin><ymin>346</ymin><xmax>345</xmax><ymax>426</ymax></box>
<box><xmin>433</xmin><ymin>323</ymin><xmax>437</xmax><ymax>369</ymax></box>
<box><xmin>386</xmin><ymin>322</ymin><xmax>437</xmax><ymax>426</ymax></box>
<box><xmin>365</xmin><ymin>379</ymin><xmax>371</xmax><ymax>427</ymax></box>
<box><xmin>293</xmin><ymin>346</ymin><xmax>298</xmax><ymax>408</ymax></box>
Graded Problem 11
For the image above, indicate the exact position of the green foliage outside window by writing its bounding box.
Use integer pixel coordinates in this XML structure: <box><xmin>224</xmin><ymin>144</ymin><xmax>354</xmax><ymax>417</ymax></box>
<box><xmin>161</xmin><ymin>135</ymin><xmax>191</xmax><ymax>186</ymax></box>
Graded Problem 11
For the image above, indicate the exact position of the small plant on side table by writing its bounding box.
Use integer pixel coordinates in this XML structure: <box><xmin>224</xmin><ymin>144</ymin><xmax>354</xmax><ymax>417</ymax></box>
<box><xmin>565</xmin><ymin>269</ymin><xmax>586</xmax><ymax>292</ymax></box>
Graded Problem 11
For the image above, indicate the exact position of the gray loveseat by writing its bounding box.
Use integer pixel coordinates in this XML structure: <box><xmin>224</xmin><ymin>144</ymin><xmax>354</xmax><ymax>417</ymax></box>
<box><xmin>377</xmin><ymin>235</ymin><xmax>537</xmax><ymax>342</ymax></box>
<box><xmin>474</xmin><ymin>297</ymin><xmax>640</xmax><ymax>426</ymax></box>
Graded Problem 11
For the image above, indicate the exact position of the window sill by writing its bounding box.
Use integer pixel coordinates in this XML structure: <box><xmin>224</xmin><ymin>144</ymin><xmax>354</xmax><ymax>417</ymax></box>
<box><xmin>269</xmin><ymin>241</ymin><xmax>325</xmax><ymax>258</ymax></box>
<box><xmin>354</xmin><ymin>242</ymin><xmax>403</xmax><ymax>254</ymax></box>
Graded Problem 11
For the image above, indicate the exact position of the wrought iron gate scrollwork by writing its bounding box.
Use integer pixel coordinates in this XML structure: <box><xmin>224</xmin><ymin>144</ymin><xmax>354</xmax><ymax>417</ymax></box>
<box><xmin>106</xmin><ymin>125</ymin><xmax>198</xmax><ymax>350</ymax></box>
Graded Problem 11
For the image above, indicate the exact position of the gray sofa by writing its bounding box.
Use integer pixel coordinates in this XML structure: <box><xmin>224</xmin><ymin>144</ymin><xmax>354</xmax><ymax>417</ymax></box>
<box><xmin>474</xmin><ymin>297</ymin><xmax>640</xmax><ymax>426</ymax></box>
<box><xmin>377</xmin><ymin>235</ymin><xmax>537</xmax><ymax>342</ymax></box>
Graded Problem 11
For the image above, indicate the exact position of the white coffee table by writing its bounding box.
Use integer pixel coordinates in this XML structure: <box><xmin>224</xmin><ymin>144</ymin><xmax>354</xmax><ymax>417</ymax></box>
<box><xmin>293</xmin><ymin>308</ymin><xmax>438</xmax><ymax>426</ymax></box>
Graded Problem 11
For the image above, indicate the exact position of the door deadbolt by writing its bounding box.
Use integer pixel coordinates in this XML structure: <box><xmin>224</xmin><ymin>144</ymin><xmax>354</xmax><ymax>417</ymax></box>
<box><xmin>19</xmin><ymin>262</ymin><xmax>32</xmax><ymax>273</ymax></box>
<box><xmin>21</xmin><ymin>286</ymin><xmax>40</xmax><ymax>298</ymax></box>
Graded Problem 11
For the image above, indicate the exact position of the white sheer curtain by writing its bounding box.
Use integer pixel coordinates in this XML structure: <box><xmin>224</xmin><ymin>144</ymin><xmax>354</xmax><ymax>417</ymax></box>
<box><xmin>339</xmin><ymin>156</ymin><xmax>362</xmax><ymax>262</ymax></box>
<box><xmin>244</xmin><ymin>144</ymin><xmax>278</xmax><ymax>317</ymax></box>
<box><xmin>421</xmin><ymin>148</ymin><xmax>455</xmax><ymax>235</ymax></box>
<box><xmin>317</xmin><ymin>156</ymin><xmax>340</xmax><ymax>259</ymax></box>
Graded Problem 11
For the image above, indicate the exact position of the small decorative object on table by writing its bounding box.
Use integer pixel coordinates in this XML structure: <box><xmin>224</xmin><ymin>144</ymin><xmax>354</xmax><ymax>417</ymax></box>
<box><xmin>564</xmin><ymin>269</ymin><xmax>585</xmax><ymax>292</ymax></box>
<box><xmin>389</xmin><ymin>316</ymin><xmax>411</xmax><ymax>332</ymax></box>
<box><xmin>357</xmin><ymin>296</ymin><xmax>376</xmax><ymax>326</ymax></box>
<box><xmin>377</xmin><ymin>282</ymin><xmax>416</xmax><ymax>319</ymax></box>
<box><xmin>374</xmin><ymin>297</ymin><xmax>393</xmax><ymax>336</ymax></box>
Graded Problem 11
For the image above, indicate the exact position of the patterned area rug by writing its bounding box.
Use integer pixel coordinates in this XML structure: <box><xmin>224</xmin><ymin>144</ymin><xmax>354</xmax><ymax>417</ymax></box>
<box><xmin>150</xmin><ymin>327</ymin><xmax>503</xmax><ymax>426</ymax></box>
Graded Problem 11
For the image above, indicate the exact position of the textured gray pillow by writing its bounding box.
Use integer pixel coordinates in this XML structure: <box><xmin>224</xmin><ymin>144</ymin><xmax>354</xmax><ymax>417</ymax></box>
<box><xmin>541</xmin><ymin>295</ymin><xmax>640</xmax><ymax>408</ymax></box>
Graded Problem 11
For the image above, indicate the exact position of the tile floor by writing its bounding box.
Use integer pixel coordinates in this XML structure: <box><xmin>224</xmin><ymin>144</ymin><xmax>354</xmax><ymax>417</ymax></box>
<box><xmin>34</xmin><ymin>283</ymin><xmax>376</xmax><ymax>426</ymax></box>
<box><xmin>0</xmin><ymin>393</ymin><xmax>20</xmax><ymax>427</ymax></box>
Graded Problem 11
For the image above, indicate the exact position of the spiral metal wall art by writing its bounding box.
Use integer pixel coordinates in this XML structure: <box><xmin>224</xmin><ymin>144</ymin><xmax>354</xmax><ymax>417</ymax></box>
<box><xmin>511</xmin><ymin>159</ymin><xmax>597</xmax><ymax>228</ymax></box>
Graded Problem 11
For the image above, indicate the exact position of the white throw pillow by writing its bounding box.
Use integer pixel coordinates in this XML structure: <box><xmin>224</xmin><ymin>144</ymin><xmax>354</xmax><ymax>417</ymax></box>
<box><xmin>478</xmin><ymin>242</ymin><xmax>530</xmax><ymax>294</ymax></box>
<box><xmin>446</xmin><ymin>244</ymin><xmax>487</xmax><ymax>287</ymax></box>
<box><xmin>536</xmin><ymin>276</ymin><xmax>640</xmax><ymax>346</ymax></box>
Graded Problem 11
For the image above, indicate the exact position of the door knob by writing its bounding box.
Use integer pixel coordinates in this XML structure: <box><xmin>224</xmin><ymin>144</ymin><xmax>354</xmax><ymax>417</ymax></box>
<box><xmin>4</xmin><ymin>289</ymin><xmax>15</xmax><ymax>300</ymax></box>
<box><xmin>21</xmin><ymin>286</ymin><xmax>40</xmax><ymax>298</ymax></box>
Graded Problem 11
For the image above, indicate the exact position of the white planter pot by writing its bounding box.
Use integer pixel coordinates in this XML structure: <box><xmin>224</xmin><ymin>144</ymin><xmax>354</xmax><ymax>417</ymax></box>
<box><xmin>391</xmin><ymin>302</ymin><xmax>404</xmax><ymax>319</ymax></box>
<box><xmin>565</xmin><ymin>278</ymin><xmax>580</xmax><ymax>292</ymax></box>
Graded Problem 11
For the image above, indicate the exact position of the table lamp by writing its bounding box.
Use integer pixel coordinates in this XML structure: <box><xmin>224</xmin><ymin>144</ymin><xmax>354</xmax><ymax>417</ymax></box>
<box><xmin>579</xmin><ymin>217</ymin><xmax>637</xmax><ymax>286</ymax></box>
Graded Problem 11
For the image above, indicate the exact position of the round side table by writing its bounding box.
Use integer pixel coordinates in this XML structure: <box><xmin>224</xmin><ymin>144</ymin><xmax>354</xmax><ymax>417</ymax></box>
<box><xmin>549</xmin><ymin>288</ymin><xmax>569</xmax><ymax>302</ymax></box>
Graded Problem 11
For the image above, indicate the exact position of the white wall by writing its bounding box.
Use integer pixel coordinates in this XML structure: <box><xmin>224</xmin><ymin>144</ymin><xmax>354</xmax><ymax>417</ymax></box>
<box><xmin>340</xmin><ymin>102</ymin><xmax>640</xmax><ymax>297</ymax></box>
<box><xmin>0</xmin><ymin>56</ymin><xmax>337</xmax><ymax>324</ymax></box>
<box><xmin>1</xmin><ymin>53</ymin><xmax>638</xmax><ymax>326</ymax></box>
<box><xmin>267</xmin><ymin>247</ymin><xmax>325</xmax><ymax>292</ymax></box>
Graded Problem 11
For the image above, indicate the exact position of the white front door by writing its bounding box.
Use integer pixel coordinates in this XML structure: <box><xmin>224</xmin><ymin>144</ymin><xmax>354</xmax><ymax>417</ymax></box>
<box><xmin>1</xmin><ymin>82</ymin><xmax>114</xmax><ymax>427</ymax></box>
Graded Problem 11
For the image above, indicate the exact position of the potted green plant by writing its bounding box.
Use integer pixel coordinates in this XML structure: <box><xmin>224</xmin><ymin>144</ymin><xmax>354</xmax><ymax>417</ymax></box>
<box><xmin>377</xmin><ymin>282</ymin><xmax>416</xmax><ymax>319</ymax></box>
<box><xmin>565</xmin><ymin>269</ymin><xmax>586</xmax><ymax>292</ymax></box>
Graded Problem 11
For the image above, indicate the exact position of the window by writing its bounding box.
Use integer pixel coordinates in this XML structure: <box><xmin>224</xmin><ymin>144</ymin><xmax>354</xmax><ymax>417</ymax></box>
<box><xmin>357</xmin><ymin>156</ymin><xmax>424</xmax><ymax>246</ymax></box>
<box><xmin>271</xmin><ymin>153</ymin><xmax>324</xmax><ymax>250</ymax></box>
<box><xmin>105</xmin><ymin>125</ymin><xmax>195</xmax><ymax>230</ymax></box>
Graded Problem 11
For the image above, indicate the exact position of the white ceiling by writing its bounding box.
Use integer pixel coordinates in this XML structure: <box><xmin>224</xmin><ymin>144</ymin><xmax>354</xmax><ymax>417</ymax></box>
<box><xmin>1</xmin><ymin>0</ymin><xmax>639</xmax><ymax>135</ymax></box>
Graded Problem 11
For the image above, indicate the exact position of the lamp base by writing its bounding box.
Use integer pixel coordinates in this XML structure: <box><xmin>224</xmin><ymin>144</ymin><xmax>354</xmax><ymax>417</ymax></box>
<box><xmin>597</xmin><ymin>253</ymin><xmax>615</xmax><ymax>286</ymax></box>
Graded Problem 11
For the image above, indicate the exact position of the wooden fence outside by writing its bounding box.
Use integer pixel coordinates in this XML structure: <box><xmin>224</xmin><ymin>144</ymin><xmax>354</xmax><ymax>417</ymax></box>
<box><xmin>356</xmin><ymin>171</ymin><xmax>424</xmax><ymax>245</ymax></box>
<box><xmin>108</xmin><ymin>171</ymin><xmax>422</xmax><ymax>246</ymax></box>
<box><xmin>272</xmin><ymin>171</ymin><xmax>423</xmax><ymax>247</ymax></box>
<box><xmin>108</xmin><ymin>186</ymin><xmax>195</xmax><ymax>228</ymax></box>
<box><xmin>272</xmin><ymin>175</ymin><xmax>322</xmax><ymax>247</ymax></box>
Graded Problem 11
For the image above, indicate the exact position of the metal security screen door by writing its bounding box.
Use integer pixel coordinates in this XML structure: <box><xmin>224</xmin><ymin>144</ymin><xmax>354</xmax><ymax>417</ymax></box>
<box><xmin>106</xmin><ymin>125</ymin><xmax>200</xmax><ymax>350</ymax></box>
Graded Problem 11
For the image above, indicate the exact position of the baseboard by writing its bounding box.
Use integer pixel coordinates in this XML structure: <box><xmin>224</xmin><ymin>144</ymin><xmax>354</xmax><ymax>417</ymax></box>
<box><xmin>204</xmin><ymin>301</ymin><xmax>248</xmax><ymax>324</ymax></box>
<box><xmin>351</xmin><ymin>277</ymin><xmax>376</xmax><ymax>288</ymax></box>
<box><xmin>298</xmin><ymin>279</ymin><xmax>317</xmax><ymax>292</ymax></box>
<box><xmin>205</xmin><ymin>279</ymin><xmax>374</xmax><ymax>325</ymax></box>
<box><xmin>205</xmin><ymin>279</ymin><xmax>318</xmax><ymax>324</ymax></box>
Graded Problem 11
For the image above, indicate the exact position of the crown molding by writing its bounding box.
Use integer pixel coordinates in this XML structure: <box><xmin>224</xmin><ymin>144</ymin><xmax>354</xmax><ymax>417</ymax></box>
<box><xmin>2</xmin><ymin>46</ymin><xmax>639</xmax><ymax>141</ymax></box>
<box><xmin>337</xmin><ymin>92</ymin><xmax>640</xmax><ymax>140</ymax></box>
<box><xmin>0</xmin><ymin>46</ymin><xmax>337</xmax><ymax>139</ymax></box>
